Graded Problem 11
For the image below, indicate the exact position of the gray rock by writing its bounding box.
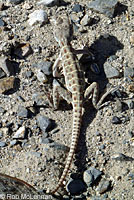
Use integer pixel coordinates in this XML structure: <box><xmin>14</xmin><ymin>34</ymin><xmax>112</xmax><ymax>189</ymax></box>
<box><xmin>36</xmin><ymin>71</ymin><xmax>48</xmax><ymax>83</ymax></box>
<box><xmin>0</xmin><ymin>141</ymin><xmax>6</xmax><ymax>147</ymax></box>
<box><xmin>0</xmin><ymin>56</ymin><xmax>13</xmax><ymax>76</ymax></box>
<box><xmin>0</xmin><ymin>132</ymin><xmax>3</xmax><ymax>138</ymax></box>
<box><xmin>31</xmin><ymin>151</ymin><xmax>42</xmax><ymax>158</ymax></box>
<box><xmin>37</xmin><ymin>115</ymin><xmax>53</xmax><ymax>132</ymax></box>
<box><xmin>17</xmin><ymin>106</ymin><xmax>29</xmax><ymax>119</ymax></box>
<box><xmin>126</xmin><ymin>100</ymin><xmax>134</xmax><ymax>109</ymax></box>
<box><xmin>7</xmin><ymin>0</ymin><xmax>23</xmax><ymax>4</ymax></box>
<box><xmin>66</xmin><ymin>179</ymin><xmax>86</xmax><ymax>195</ymax></box>
<box><xmin>37</xmin><ymin>0</ymin><xmax>60</xmax><ymax>6</ymax></box>
<box><xmin>0</xmin><ymin>19</ymin><xmax>4</xmax><ymax>27</ymax></box>
<box><xmin>25</xmin><ymin>70</ymin><xmax>34</xmax><ymax>78</ymax></box>
<box><xmin>72</xmin><ymin>4</ymin><xmax>83</xmax><ymax>13</ymax></box>
<box><xmin>0</xmin><ymin>69</ymin><xmax>6</xmax><ymax>78</ymax></box>
<box><xmin>70</xmin><ymin>13</ymin><xmax>80</xmax><ymax>24</ymax></box>
<box><xmin>34</xmin><ymin>61</ymin><xmax>52</xmax><ymax>75</ymax></box>
<box><xmin>40</xmin><ymin>137</ymin><xmax>53</xmax><ymax>144</ymax></box>
<box><xmin>104</xmin><ymin>62</ymin><xmax>120</xmax><ymax>78</ymax></box>
<box><xmin>13</xmin><ymin>126</ymin><xmax>26</xmax><ymax>139</ymax></box>
<box><xmin>10</xmin><ymin>140</ymin><xmax>17</xmax><ymax>147</ymax></box>
<box><xmin>87</xmin><ymin>0</ymin><xmax>118</xmax><ymax>18</ymax></box>
<box><xmin>32</xmin><ymin>93</ymin><xmax>48</xmax><ymax>106</ymax></box>
<box><xmin>111</xmin><ymin>153</ymin><xmax>134</xmax><ymax>161</ymax></box>
<box><xmin>80</xmin><ymin>14</ymin><xmax>93</xmax><ymax>26</ymax></box>
<box><xmin>0</xmin><ymin>107</ymin><xmax>5</xmax><ymax>114</ymax></box>
<box><xmin>124</xmin><ymin>67</ymin><xmax>134</xmax><ymax>78</ymax></box>
<box><xmin>96</xmin><ymin>179</ymin><xmax>110</xmax><ymax>194</ymax></box>
<box><xmin>83</xmin><ymin>167</ymin><xmax>102</xmax><ymax>186</ymax></box>
<box><xmin>28</xmin><ymin>10</ymin><xmax>48</xmax><ymax>26</ymax></box>
<box><xmin>49</xmin><ymin>142</ymin><xmax>69</xmax><ymax>152</ymax></box>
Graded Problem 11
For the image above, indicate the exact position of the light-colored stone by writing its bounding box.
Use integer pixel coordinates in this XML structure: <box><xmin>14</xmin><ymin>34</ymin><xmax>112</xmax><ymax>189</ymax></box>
<box><xmin>28</xmin><ymin>10</ymin><xmax>48</xmax><ymax>26</ymax></box>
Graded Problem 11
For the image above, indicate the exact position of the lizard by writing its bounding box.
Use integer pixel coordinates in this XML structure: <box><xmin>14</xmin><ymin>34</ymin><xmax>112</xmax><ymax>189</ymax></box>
<box><xmin>49</xmin><ymin>14</ymin><xmax>117</xmax><ymax>194</ymax></box>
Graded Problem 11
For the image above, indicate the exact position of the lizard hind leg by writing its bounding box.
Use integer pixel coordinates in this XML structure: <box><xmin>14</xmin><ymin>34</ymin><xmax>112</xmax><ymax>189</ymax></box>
<box><xmin>53</xmin><ymin>79</ymin><xmax>72</xmax><ymax>110</ymax></box>
<box><xmin>84</xmin><ymin>82</ymin><xmax>118</xmax><ymax>109</ymax></box>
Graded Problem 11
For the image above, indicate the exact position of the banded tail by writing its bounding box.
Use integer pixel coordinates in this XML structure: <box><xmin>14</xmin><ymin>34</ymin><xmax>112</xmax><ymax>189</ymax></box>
<box><xmin>50</xmin><ymin>100</ymin><xmax>82</xmax><ymax>194</ymax></box>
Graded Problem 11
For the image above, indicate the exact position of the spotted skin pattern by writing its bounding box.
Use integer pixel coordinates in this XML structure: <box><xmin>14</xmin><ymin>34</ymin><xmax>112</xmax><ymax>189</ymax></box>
<box><xmin>50</xmin><ymin>14</ymin><xmax>116</xmax><ymax>194</ymax></box>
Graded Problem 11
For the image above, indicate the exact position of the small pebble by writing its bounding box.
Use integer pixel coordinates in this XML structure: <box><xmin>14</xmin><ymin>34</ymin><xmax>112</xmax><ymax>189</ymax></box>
<box><xmin>40</xmin><ymin>137</ymin><xmax>53</xmax><ymax>144</ymax></box>
<box><xmin>0</xmin><ymin>141</ymin><xmax>6</xmax><ymax>147</ymax></box>
<box><xmin>37</xmin><ymin>115</ymin><xmax>53</xmax><ymax>132</ymax></box>
<box><xmin>83</xmin><ymin>167</ymin><xmax>102</xmax><ymax>186</ymax></box>
<box><xmin>111</xmin><ymin>153</ymin><xmax>134</xmax><ymax>161</ymax></box>
<box><xmin>104</xmin><ymin>62</ymin><xmax>120</xmax><ymax>78</ymax></box>
<box><xmin>70</xmin><ymin>13</ymin><xmax>80</xmax><ymax>24</ymax></box>
<box><xmin>130</xmin><ymin>33</ymin><xmax>134</xmax><ymax>45</ymax></box>
<box><xmin>10</xmin><ymin>139</ymin><xmax>17</xmax><ymax>147</ymax></box>
<box><xmin>124</xmin><ymin>67</ymin><xmax>134</xmax><ymax>78</ymax></box>
<box><xmin>0</xmin><ymin>56</ymin><xmax>13</xmax><ymax>76</ymax></box>
<box><xmin>112</xmin><ymin>116</ymin><xmax>121</xmax><ymax>124</ymax></box>
<box><xmin>72</xmin><ymin>4</ymin><xmax>83</xmax><ymax>13</ymax></box>
<box><xmin>13</xmin><ymin>126</ymin><xmax>26</xmax><ymax>139</ymax></box>
<box><xmin>33</xmin><ymin>61</ymin><xmax>52</xmax><ymax>75</ymax></box>
<box><xmin>0</xmin><ymin>107</ymin><xmax>5</xmax><ymax>114</ymax></box>
<box><xmin>31</xmin><ymin>151</ymin><xmax>42</xmax><ymax>158</ymax></box>
<box><xmin>96</xmin><ymin>179</ymin><xmax>110</xmax><ymax>194</ymax></box>
<box><xmin>14</xmin><ymin>43</ymin><xmax>32</xmax><ymax>58</ymax></box>
<box><xmin>37</xmin><ymin>0</ymin><xmax>60</xmax><ymax>6</ymax></box>
<box><xmin>80</xmin><ymin>14</ymin><xmax>93</xmax><ymax>26</ymax></box>
<box><xmin>28</xmin><ymin>10</ymin><xmax>48</xmax><ymax>26</ymax></box>
<box><xmin>17</xmin><ymin>106</ymin><xmax>29</xmax><ymax>119</ymax></box>
<box><xmin>126</xmin><ymin>100</ymin><xmax>134</xmax><ymax>109</ymax></box>
<box><xmin>0</xmin><ymin>19</ymin><xmax>4</xmax><ymax>27</ymax></box>
<box><xmin>36</xmin><ymin>71</ymin><xmax>48</xmax><ymax>83</ymax></box>
<box><xmin>0</xmin><ymin>77</ymin><xmax>15</xmax><ymax>94</ymax></box>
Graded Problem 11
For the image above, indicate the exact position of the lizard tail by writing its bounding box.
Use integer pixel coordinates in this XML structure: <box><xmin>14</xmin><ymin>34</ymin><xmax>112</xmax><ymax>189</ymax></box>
<box><xmin>50</xmin><ymin>101</ymin><xmax>82</xmax><ymax>194</ymax></box>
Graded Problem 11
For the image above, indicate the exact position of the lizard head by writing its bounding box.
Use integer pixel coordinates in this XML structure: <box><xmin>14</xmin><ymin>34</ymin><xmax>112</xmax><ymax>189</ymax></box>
<box><xmin>51</xmin><ymin>14</ymin><xmax>73</xmax><ymax>46</ymax></box>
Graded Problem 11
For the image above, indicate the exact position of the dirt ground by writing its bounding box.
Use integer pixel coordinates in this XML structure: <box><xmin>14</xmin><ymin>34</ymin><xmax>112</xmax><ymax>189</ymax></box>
<box><xmin>0</xmin><ymin>0</ymin><xmax>134</xmax><ymax>199</ymax></box>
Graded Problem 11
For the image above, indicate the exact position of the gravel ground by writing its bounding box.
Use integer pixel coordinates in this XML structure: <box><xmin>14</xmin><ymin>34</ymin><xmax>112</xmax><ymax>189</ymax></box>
<box><xmin>0</xmin><ymin>0</ymin><xmax>134</xmax><ymax>199</ymax></box>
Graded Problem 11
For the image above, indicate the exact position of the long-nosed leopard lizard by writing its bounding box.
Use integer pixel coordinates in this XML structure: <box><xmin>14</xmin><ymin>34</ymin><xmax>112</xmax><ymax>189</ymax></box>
<box><xmin>48</xmin><ymin>14</ymin><xmax>117</xmax><ymax>194</ymax></box>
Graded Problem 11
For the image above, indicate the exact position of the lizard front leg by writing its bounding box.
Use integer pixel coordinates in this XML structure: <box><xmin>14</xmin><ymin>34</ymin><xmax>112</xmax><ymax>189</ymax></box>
<box><xmin>53</xmin><ymin>79</ymin><xmax>72</xmax><ymax>109</ymax></box>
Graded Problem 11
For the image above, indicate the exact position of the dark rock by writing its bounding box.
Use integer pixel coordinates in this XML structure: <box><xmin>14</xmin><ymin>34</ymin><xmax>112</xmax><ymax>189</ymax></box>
<box><xmin>8</xmin><ymin>0</ymin><xmax>24</xmax><ymax>5</ymax></box>
<box><xmin>112</xmin><ymin>116</ymin><xmax>121</xmax><ymax>124</ymax></box>
<box><xmin>37</xmin><ymin>115</ymin><xmax>53</xmax><ymax>132</ymax></box>
<box><xmin>66</xmin><ymin>179</ymin><xmax>86</xmax><ymax>195</ymax></box>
